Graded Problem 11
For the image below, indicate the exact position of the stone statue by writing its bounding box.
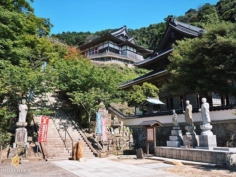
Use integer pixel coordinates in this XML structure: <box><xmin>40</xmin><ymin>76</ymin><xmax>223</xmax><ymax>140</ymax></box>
<box><xmin>199</xmin><ymin>98</ymin><xmax>211</xmax><ymax>126</ymax></box>
<box><xmin>172</xmin><ymin>110</ymin><xmax>179</xmax><ymax>127</ymax></box>
<box><xmin>110</xmin><ymin>127</ymin><xmax>114</xmax><ymax>134</ymax></box>
<box><xmin>18</xmin><ymin>99</ymin><xmax>28</xmax><ymax>122</ymax></box>
<box><xmin>113</xmin><ymin>116</ymin><xmax>119</xmax><ymax>125</ymax></box>
<box><xmin>183</xmin><ymin>100</ymin><xmax>194</xmax><ymax>126</ymax></box>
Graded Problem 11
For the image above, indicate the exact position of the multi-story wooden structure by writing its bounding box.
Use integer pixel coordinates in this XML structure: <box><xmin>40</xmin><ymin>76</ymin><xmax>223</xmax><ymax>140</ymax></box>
<box><xmin>79</xmin><ymin>26</ymin><xmax>152</xmax><ymax>66</ymax></box>
<box><xmin>120</xmin><ymin>18</ymin><xmax>236</xmax><ymax>113</ymax></box>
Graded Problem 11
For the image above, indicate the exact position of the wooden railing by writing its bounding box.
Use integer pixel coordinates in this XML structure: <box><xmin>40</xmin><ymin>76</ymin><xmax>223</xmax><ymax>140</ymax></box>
<box><xmin>86</xmin><ymin>51</ymin><xmax>143</xmax><ymax>62</ymax></box>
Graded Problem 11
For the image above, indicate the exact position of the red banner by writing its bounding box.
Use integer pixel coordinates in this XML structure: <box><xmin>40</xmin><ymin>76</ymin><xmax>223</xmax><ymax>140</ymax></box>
<box><xmin>38</xmin><ymin>116</ymin><xmax>49</xmax><ymax>142</ymax></box>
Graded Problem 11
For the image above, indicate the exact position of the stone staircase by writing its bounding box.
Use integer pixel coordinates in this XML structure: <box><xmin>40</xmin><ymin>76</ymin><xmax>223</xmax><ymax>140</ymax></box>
<box><xmin>34</xmin><ymin>93</ymin><xmax>96</xmax><ymax>160</ymax></box>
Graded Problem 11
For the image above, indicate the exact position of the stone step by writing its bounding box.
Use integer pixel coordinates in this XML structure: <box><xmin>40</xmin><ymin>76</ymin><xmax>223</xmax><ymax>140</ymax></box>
<box><xmin>47</xmin><ymin>153</ymin><xmax>70</xmax><ymax>157</ymax></box>
<box><xmin>67</xmin><ymin>147</ymin><xmax>91</xmax><ymax>151</ymax></box>
<box><xmin>46</xmin><ymin>149</ymin><xmax>69</xmax><ymax>153</ymax></box>
<box><xmin>45</xmin><ymin>143</ymin><xmax>65</xmax><ymax>145</ymax></box>
<box><xmin>47</xmin><ymin>157</ymin><xmax>71</xmax><ymax>161</ymax></box>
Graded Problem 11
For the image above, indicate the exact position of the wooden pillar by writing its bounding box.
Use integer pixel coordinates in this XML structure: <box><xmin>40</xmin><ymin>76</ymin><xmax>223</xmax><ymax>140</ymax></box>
<box><xmin>72</xmin><ymin>141</ymin><xmax>83</xmax><ymax>160</ymax></box>
<box><xmin>153</xmin><ymin>127</ymin><xmax>156</xmax><ymax>148</ymax></box>
<box><xmin>72</xmin><ymin>143</ymin><xmax>77</xmax><ymax>160</ymax></box>
<box><xmin>77</xmin><ymin>141</ymin><xmax>83</xmax><ymax>160</ymax></box>
<box><xmin>146</xmin><ymin>142</ymin><xmax>149</xmax><ymax>155</ymax></box>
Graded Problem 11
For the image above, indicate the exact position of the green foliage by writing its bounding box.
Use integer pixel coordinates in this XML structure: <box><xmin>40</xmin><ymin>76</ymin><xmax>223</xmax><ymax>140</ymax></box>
<box><xmin>125</xmin><ymin>82</ymin><xmax>159</xmax><ymax>108</ymax></box>
<box><xmin>68</xmin><ymin>88</ymin><xmax>109</xmax><ymax>123</ymax></box>
<box><xmin>164</xmin><ymin>22</ymin><xmax>236</xmax><ymax>95</ymax></box>
<box><xmin>0</xmin><ymin>0</ymin><xmax>62</xmax><ymax>146</ymax></box>
<box><xmin>51</xmin><ymin>31</ymin><xmax>92</xmax><ymax>47</ymax></box>
<box><xmin>128</xmin><ymin>23</ymin><xmax>166</xmax><ymax>50</ymax></box>
<box><xmin>52</xmin><ymin>56</ymin><xmax>144</xmax><ymax>123</ymax></box>
<box><xmin>216</xmin><ymin>0</ymin><xmax>236</xmax><ymax>22</ymax></box>
<box><xmin>0</xmin><ymin>107</ymin><xmax>15</xmax><ymax>146</ymax></box>
<box><xmin>0</xmin><ymin>0</ymin><xmax>34</xmax><ymax>13</ymax></box>
<box><xmin>52</xmin><ymin>24</ymin><xmax>166</xmax><ymax>50</ymax></box>
<box><xmin>176</xmin><ymin>3</ymin><xmax>219</xmax><ymax>26</ymax></box>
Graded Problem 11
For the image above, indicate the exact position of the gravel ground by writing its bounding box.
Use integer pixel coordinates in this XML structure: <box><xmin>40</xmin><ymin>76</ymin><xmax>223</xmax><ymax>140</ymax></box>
<box><xmin>163</xmin><ymin>165</ymin><xmax>236</xmax><ymax>177</ymax></box>
<box><xmin>112</xmin><ymin>157</ymin><xmax>236</xmax><ymax>177</ymax></box>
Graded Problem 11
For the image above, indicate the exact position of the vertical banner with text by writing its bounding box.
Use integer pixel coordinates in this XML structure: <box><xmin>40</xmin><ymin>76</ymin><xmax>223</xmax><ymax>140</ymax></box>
<box><xmin>38</xmin><ymin>116</ymin><xmax>49</xmax><ymax>142</ymax></box>
<box><xmin>96</xmin><ymin>112</ymin><xmax>102</xmax><ymax>135</ymax></box>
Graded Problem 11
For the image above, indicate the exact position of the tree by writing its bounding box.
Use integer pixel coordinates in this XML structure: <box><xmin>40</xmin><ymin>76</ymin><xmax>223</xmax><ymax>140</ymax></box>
<box><xmin>0</xmin><ymin>1</ymin><xmax>53</xmax><ymax>66</ymax></box>
<box><xmin>216</xmin><ymin>0</ymin><xmax>236</xmax><ymax>22</ymax></box>
<box><xmin>163</xmin><ymin>22</ymin><xmax>236</xmax><ymax>96</ymax></box>
<box><xmin>0</xmin><ymin>0</ymin><xmax>60</xmax><ymax>146</ymax></box>
<box><xmin>68</xmin><ymin>88</ymin><xmax>109</xmax><ymax>124</ymax></box>
<box><xmin>125</xmin><ymin>82</ymin><xmax>159</xmax><ymax>111</ymax></box>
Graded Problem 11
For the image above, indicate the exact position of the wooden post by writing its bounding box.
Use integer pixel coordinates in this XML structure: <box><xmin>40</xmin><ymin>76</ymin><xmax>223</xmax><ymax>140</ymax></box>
<box><xmin>0</xmin><ymin>145</ymin><xmax>2</xmax><ymax>163</ymax></box>
<box><xmin>72</xmin><ymin>142</ymin><xmax>77</xmax><ymax>160</ymax></box>
<box><xmin>153</xmin><ymin>127</ymin><xmax>156</xmax><ymax>148</ymax></box>
<box><xmin>146</xmin><ymin>142</ymin><xmax>149</xmax><ymax>155</ymax></box>
<box><xmin>77</xmin><ymin>141</ymin><xmax>83</xmax><ymax>160</ymax></box>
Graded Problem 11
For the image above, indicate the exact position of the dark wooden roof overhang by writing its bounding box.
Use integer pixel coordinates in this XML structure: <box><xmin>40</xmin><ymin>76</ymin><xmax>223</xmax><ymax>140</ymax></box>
<box><xmin>134</xmin><ymin>49</ymin><xmax>173</xmax><ymax>69</ymax></box>
<box><xmin>139</xmin><ymin>120</ymin><xmax>162</xmax><ymax>127</ymax></box>
<box><xmin>152</xmin><ymin>19</ymin><xmax>205</xmax><ymax>55</ymax></box>
<box><xmin>119</xmin><ymin>69</ymin><xmax>169</xmax><ymax>90</ymax></box>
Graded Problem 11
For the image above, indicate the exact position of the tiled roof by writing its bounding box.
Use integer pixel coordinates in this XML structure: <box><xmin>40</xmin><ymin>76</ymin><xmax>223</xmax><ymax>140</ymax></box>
<box><xmin>169</xmin><ymin>20</ymin><xmax>206</xmax><ymax>37</ymax></box>
<box><xmin>135</xmin><ymin>49</ymin><xmax>173</xmax><ymax>67</ymax></box>
<box><xmin>111</xmin><ymin>25</ymin><xmax>131</xmax><ymax>39</ymax></box>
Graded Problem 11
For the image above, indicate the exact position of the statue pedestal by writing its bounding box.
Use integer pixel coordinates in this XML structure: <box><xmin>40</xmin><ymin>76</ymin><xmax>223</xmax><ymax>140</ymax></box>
<box><xmin>200</xmin><ymin>124</ymin><xmax>213</xmax><ymax>135</ymax></box>
<box><xmin>167</xmin><ymin>126</ymin><xmax>183</xmax><ymax>147</ymax></box>
<box><xmin>182</xmin><ymin>126</ymin><xmax>199</xmax><ymax>147</ymax></box>
<box><xmin>198</xmin><ymin>124</ymin><xmax>217</xmax><ymax>148</ymax></box>
<box><xmin>13</xmin><ymin>122</ymin><xmax>28</xmax><ymax>148</ymax></box>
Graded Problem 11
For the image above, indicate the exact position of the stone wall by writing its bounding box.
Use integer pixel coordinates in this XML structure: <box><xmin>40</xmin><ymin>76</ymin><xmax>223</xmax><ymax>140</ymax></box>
<box><xmin>130</xmin><ymin>119</ymin><xmax>236</xmax><ymax>153</ymax></box>
<box><xmin>155</xmin><ymin>147</ymin><xmax>236</xmax><ymax>170</ymax></box>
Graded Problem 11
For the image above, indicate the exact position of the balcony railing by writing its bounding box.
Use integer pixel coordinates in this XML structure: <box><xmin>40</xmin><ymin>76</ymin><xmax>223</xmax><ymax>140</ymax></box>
<box><xmin>86</xmin><ymin>51</ymin><xmax>143</xmax><ymax>62</ymax></box>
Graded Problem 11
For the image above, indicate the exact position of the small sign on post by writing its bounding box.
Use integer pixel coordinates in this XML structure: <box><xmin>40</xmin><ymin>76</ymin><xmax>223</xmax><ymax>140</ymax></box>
<box><xmin>38</xmin><ymin>116</ymin><xmax>49</xmax><ymax>143</ymax></box>
<box><xmin>147</xmin><ymin>128</ymin><xmax>154</xmax><ymax>142</ymax></box>
<box><xmin>139</xmin><ymin>120</ymin><xmax>162</xmax><ymax>155</ymax></box>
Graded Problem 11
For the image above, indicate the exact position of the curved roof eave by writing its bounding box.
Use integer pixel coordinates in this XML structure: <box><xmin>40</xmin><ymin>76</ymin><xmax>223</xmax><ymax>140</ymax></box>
<box><xmin>134</xmin><ymin>49</ymin><xmax>173</xmax><ymax>67</ymax></box>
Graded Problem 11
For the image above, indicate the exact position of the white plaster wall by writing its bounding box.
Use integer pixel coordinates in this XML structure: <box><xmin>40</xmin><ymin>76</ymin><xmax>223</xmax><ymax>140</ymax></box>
<box><xmin>123</xmin><ymin>109</ymin><xmax>236</xmax><ymax>126</ymax></box>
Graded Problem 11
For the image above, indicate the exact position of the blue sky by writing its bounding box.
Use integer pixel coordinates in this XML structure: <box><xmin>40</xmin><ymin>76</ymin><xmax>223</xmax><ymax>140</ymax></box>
<box><xmin>30</xmin><ymin>0</ymin><xmax>219</xmax><ymax>34</ymax></box>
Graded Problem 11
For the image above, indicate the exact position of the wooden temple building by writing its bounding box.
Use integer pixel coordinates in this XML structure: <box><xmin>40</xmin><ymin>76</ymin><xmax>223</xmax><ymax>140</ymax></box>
<box><xmin>119</xmin><ymin>18</ymin><xmax>236</xmax><ymax>115</ymax></box>
<box><xmin>78</xmin><ymin>26</ymin><xmax>152</xmax><ymax>67</ymax></box>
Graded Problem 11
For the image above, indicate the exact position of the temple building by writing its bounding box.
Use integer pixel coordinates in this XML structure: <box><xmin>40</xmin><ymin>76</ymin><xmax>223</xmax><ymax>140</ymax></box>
<box><xmin>78</xmin><ymin>26</ymin><xmax>152</xmax><ymax>67</ymax></box>
<box><xmin>119</xmin><ymin>18</ymin><xmax>236</xmax><ymax>114</ymax></box>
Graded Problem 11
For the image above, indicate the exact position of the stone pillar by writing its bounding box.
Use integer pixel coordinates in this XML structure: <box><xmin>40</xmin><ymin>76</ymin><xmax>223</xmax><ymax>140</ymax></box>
<box><xmin>13</xmin><ymin>122</ymin><xmax>28</xmax><ymax>148</ymax></box>
<box><xmin>167</xmin><ymin>126</ymin><xmax>183</xmax><ymax>147</ymax></box>
<box><xmin>199</xmin><ymin>124</ymin><xmax>217</xmax><ymax>148</ymax></box>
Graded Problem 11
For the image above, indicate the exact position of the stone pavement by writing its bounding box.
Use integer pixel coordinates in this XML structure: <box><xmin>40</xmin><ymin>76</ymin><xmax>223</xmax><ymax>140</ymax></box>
<box><xmin>51</xmin><ymin>158</ymin><xmax>181</xmax><ymax>177</ymax></box>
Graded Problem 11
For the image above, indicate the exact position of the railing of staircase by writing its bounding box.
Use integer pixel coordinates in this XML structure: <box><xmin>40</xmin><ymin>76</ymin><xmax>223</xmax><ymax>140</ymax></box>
<box><xmin>45</xmin><ymin>95</ymin><xmax>74</xmax><ymax>153</ymax></box>
<box><xmin>60</xmin><ymin>105</ymin><xmax>101</xmax><ymax>155</ymax></box>
<box><xmin>32</xmin><ymin>116</ymin><xmax>47</xmax><ymax>160</ymax></box>
<box><xmin>54</xmin><ymin>93</ymin><xmax>101</xmax><ymax>155</ymax></box>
